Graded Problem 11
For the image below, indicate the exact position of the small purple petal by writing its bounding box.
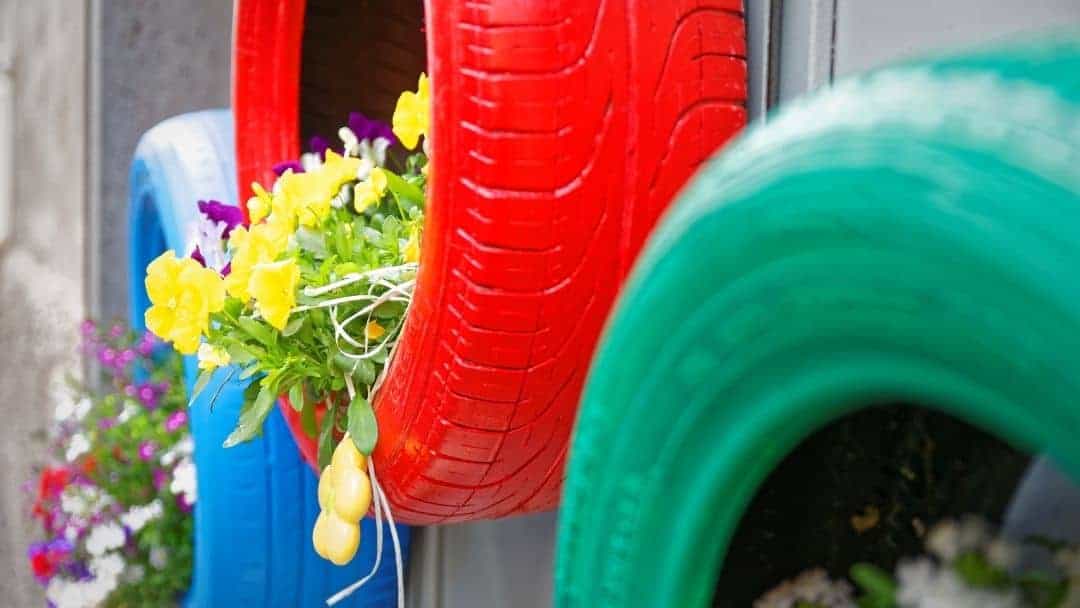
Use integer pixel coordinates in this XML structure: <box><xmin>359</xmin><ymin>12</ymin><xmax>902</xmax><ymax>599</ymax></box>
<box><xmin>80</xmin><ymin>320</ymin><xmax>97</xmax><ymax>336</ymax></box>
<box><xmin>308</xmin><ymin>135</ymin><xmax>332</xmax><ymax>160</ymax></box>
<box><xmin>190</xmin><ymin>246</ymin><xmax>207</xmax><ymax>267</ymax></box>
<box><xmin>152</xmin><ymin>469</ymin><xmax>168</xmax><ymax>490</ymax></box>
<box><xmin>138</xmin><ymin>441</ymin><xmax>157</xmax><ymax>461</ymax></box>
<box><xmin>347</xmin><ymin>112</ymin><xmax>397</xmax><ymax>146</ymax></box>
<box><xmin>197</xmin><ymin>200</ymin><xmax>244</xmax><ymax>237</ymax></box>
<box><xmin>273</xmin><ymin>160</ymin><xmax>305</xmax><ymax>175</ymax></box>
<box><xmin>98</xmin><ymin>418</ymin><xmax>116</xmax><ymax>430</ymax></box>
<box><xmin>165</xmin><ymin>410</ymin><xmax>188</xmax><ymax>432</ymax></box>
<box><xmin>221</xmin><ymin>262</ymin><xmax>231</xmax><ymax>277</ymax></box>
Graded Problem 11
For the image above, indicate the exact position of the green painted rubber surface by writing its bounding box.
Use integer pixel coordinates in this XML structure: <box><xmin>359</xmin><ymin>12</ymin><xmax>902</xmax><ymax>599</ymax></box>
<box><xmin>555</xmin><ymin>34</ymin><xmax>1080</xmax><ymax>608</ymax></box>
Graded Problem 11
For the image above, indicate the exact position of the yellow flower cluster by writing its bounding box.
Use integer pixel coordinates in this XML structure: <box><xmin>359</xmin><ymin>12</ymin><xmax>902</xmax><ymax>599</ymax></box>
<box><xmin>144</xmin><ymin>251</ymin><xmax>226</xmax><ymax>355</ymax></box>
<box><xmin>392</xmin><ymin>73</ymin><xmax>430</xmax><ymax>150</ymax></box>
<box><xmin>313</xmin><ymin>437</ymin><xmax>373</xmax><ymax>565</ymax></box>
<box><xmin>223</xmin><ymin>221</ymin><xmax>300</xmax><ymax>331</ymax></box>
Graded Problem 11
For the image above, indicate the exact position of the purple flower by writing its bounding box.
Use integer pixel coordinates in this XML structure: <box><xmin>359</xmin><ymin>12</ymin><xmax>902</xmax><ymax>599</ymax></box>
<box><xmin>165</xmin><ymin>410</ymin><xmax>188</xmax><ymax>432</ymax></box>
<box><xmin>176</xmin><ymin>493</ymin><xmax>193</xmax><ymax>514</ymax></box>
<box><xmin>98</xmin><ymin>418</ymin><xmax>116</xmax><ymax>430</ymax></box>
<box><xmin>98</xmin><ymin>347</ymin><xmax>117</xmax><ymax>367</ymax></box>
<box><xmin>273</xmin><ymin>160</ymin><xmax>305</xmax><ymax>176</ymax></box>
<box><xmin>152</xmin><ymin>468</ymin><xmax>168</xmax><ymax>490</ymax></box>
<box><xmin>138</xmin><ymin>441</ymin><xmax>157</xmax><ymax>461</ymax></box>
<box><xmin>190</xmin><ymin>246</ymin><xmax>207</xmax><ymax>267</ymax></box>
<box><xmin>109</xmin><ymin>323</ymin><xmax>125</xmax><ymax>338</ymax></box>
<box><xmin>135</xmin><ymin>382</ymin><xmax>163</xmax><ymax>409</ymax></box>
<box><xmin>80</xmin><ymin>319</ymin><xmax>97</xmax><ymax>336</ymax></box>
<box><xmin>197</xmin><ymin>200</ymin><xmax>244</xmax><ymax>237</ymax></box>
<box><xmin>348</xmin><ymin>112</ymin><xmax>397</xmax><ymax>146</ymax></box>
<box><xmin>308</xmin><ymin>135</ymin><xmax>332</xmax><ymax>160</ymax></box>
<box><xmin>136</xmin><ymin>332</ymin><xmax>158</xmax><ymax>357</ymax></box>
<box><xmin>117</xmin><ymin>349</ymin><xmax>136</xmax><ymax>367</ymax></box>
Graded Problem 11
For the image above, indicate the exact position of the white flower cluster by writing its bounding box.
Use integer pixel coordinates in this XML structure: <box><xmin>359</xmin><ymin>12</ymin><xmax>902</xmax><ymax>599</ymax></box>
<box><xmin>160</xmin><ymin>435</ymin><xmax>197</xmax><ymax>505</ymax></box>
<box><xmin>54</xmin><ymin>396</ymin><xmax>91</xmax><ymax>424</ymax></box>
<box><xmin>85</xmin><ymin>522</ymin><xmax>125</xmax><ymax>557</ymax></box>
<box><xmin>753</xmin><ymin>569</ymin><xmax>856</xmax><ymax>608</ymax></box>
<box><xmin>64</xmin><ymin>433</ymin><xmax>91</xmax><ymax>463</ymax></box>
<box><xmin>896</xmin><ymin>558</ymin><xmax>1023</xmax><ymax>607</ymax></box>
<box><xmin>45</xmin><ymin>552</ymin><xmax>126</xmax><ymax>608</ymax></box>
<box><xmin>120</xmin><ymin>499</ymin><xmax>164</xmax><ymax>533</ymax></box>
<box><xmin>60</xmin><ymin>485</ymin><xmax>113</xmax><ymax>542</ymax></box>
<box><xmin>116</xmin><ymin>400</ymin><xmax>140</xmax><ymax>424</ymax></box>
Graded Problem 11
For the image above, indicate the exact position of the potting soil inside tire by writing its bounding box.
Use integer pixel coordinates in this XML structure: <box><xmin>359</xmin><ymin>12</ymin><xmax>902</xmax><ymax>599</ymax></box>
<box><xmin>713</xmin><ymin>404</ymin><xmax>1030</xmax><ymax>606</ymax></box>
<box><xmin>300</xmin><ymin>0</ymin><xmax>427</xmax><ymax>142</ymax></box>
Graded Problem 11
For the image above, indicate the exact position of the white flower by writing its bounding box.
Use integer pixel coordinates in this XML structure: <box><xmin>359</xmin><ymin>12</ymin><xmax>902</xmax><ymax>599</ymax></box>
<box><xmin>65</xmin><ymin>433</ymin><xmax>90</xmax><ymax>462</ymax></box>
<box><xmin>120</xmin><ymin>499</ymin><xmax>163</xmax><ymax>532</ymax></box>
<box><xmin>91</xmin><ymin>552</ymin><xmax>126</xmax><ymax>580</ymax></box>
<box><xmin>191</xmin><ymin>214</ymin><xmax>230</xmax><ymax>272</ymax></box>
<box><xmin>355</xmin><ymin>137</ymin><xmax>391</xmax><ymax>181</ymax></box>
<box><xmin>60</xmin><ymin>485</ymin><xmax>111</xmax><ymax>518</ymax></box>
<box><xmin>149</xmin><ymin>546</ymin><xmax>169</xmax><ymax>570</ymax></box>
<box><xmin>170</xmin><ymin>457</ymin><xmax>197</xmax><ymax>504</ymax></box>
<box><xmin>300</xmin><ymin>152</ymin><xmax>322</xmax><ymax>172</ymax></box>
<box><xmin>116</xmin><ymin>400</ymin><xmax>140</xmax><ymax>424</ymax></box>
<box><xmin>46</xmin><ymin>576</ymin><xmax>112</xmax><ymax>608</ymax></box>
<box><xmin>896</xmin><ymin>558</ymin><xmax>1022</xmax><ymax>608</ymax></box>
<box><xmin>753</xmin><ymin>569</ymin><xmax>855</xmax><ymax>608</ymax></box>
<box><xmin>159</xmin><ymin>435</ymin><xmax>194</xmax><ymax>467</ymax></box>
<box><xmin>85</xmin><ymin>522</ymin><xmax>125</xmax><ymax>556</ymax></box>
<box><xmin>339</xmin><ymin>126</ymin><xmax>360</xmax><ymax>157</ymax></box>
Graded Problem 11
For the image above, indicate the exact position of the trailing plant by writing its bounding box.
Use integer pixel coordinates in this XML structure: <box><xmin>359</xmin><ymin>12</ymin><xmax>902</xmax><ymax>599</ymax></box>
<box><xmin>28</xmin><ymin>320</ymin><xmax>194</xmax><ymax>608</ymax></box>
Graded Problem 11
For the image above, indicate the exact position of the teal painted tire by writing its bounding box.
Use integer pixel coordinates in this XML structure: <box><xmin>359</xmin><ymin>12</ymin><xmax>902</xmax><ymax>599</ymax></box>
<box><xmin>556</xmin><ymin>35</ymin><xmax>1080</xmax><ymax>608</ymax></box>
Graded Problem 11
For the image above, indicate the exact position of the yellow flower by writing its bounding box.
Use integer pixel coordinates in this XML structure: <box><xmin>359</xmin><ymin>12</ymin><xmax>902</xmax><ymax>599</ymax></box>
<box><xmin>319</xmin><ymin>150</ymin><xmax>362</xmax><ymax>193</ymax></box>
<box><xmin>248</xmin><ymin>258</ymin><xmax>300</xmax><ymax>330</ymax></box>
<box><xmin>392</xmin><ymin>73</ymin><xmax>430</xmax><ymax>149</ymax></box>
<box><xmin>246</xmin><ymin>182</ymin><xmax>272</xmax><ymax>224</ymax></box>
<box><xmin>144</xmin><ymin>250</ymin><xmax>225</xmax><ymax>355</ymax></box>
<box><xmin>353</xmin><ymin>168</ymin><xmax>387</xmax><ymax>213</ymax></box>
<box><xmin>197</xmin><ymin>343</ymin><xmax>231</xmax><ymax>371</ymax></box>
<box><xmin>403</xmin><ymin>225</ymin><xmax>421</xmax><ymax>264</ymax></box>
<box><xmin>225</xmin><ymin>223</ymin><xmax>288</xmax><ymax>302</ymax></box>
<box><xmin>364</xmin><ymin>321</ymin><xmax>385</xmax><ymax>341</ymax></box>
<box><xmin>312</xmin><ymin>436</ymin><xmax>372</xmax><ymax>564</ymax></box>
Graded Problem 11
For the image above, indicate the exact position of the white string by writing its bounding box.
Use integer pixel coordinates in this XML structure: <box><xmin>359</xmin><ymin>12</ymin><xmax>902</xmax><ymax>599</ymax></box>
<box><xmin>326</xmin><ymin>379</ymin><xmax>405</xmax><ymax>608</ymax></box>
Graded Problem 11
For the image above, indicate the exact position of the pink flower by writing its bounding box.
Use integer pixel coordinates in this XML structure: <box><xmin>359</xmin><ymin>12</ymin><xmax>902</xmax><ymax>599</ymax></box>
<box><xmin>165</xmin><ymin>411</ymin><xmax>188</xmax><ymax>432</ymax></box>
<box><xmin>138</xmin><ymin>441</ymin><xmax>157</xmax><ymax>461</ymax></box>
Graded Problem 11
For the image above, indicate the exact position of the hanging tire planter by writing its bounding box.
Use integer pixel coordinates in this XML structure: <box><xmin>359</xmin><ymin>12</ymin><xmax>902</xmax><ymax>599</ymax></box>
<box><xmin>128</xmin><ymin>110</ymin><xmax>410</xmax><ymax>607</ymax></box>
<box><xmin>234</xmin><ymin>0</ymin><xmax>749</xmax><ymax>525</ymax></box>
<box><xmin>555</xmin><ymin>36</ymin><xmax>1080</xmax><ymax>607</ymax></box>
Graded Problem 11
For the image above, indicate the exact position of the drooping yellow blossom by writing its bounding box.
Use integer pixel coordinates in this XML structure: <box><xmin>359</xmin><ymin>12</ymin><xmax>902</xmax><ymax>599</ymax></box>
<box><xmin>246</xmin><ymin>182</ymin><xmax>272</xmax><ymax>224</ymax></box>
<box><xmin>144</xmin><ymin>250</ymin><xmax>226</xmax><ymax>355</ymax></box>
<box><xmin>353</xmin><ymin>168</ymin><xmax>387</xmax><ymax>213</ymax></box>
<box><xmin>312</xmin><ymin>510</ymin><xmax>361</xmax><ymax>566</ymax></box>
<box><xmin>312</xmin><ymin>436</ymin><xmax>372</xmax><ymax>565</ymax></box>
<box><xmin>320</xmin><ymin>150</ymin><xmax>362</xmax><ymax>193</ymax></box>
<box><xmin>197</xmin><ymin>343</ymin><xmax>231</xmax><ymax>371</ymax></box>
<box><xmin>248</xmin><ymin>258</ymin><xmax>300</xmax><ymax>331</ymax></box>
<box><xmin>225</xmin><ymin>222</ymin><xmax>288</xmax><ymax>302</ymax></box>
<box><xmin>403</xmin><ymin>225</ymin><xmax>421</xmax><ymax>264</ymax></box>
<box><xmin>364</xmin><ymin>321</ymin><xmax>386</xmax><ymax>341</ymax></box>
<box><xmin>392</xmin><ymin>73</ymin><xmax>430</xmax><ymax>149</ymax></box>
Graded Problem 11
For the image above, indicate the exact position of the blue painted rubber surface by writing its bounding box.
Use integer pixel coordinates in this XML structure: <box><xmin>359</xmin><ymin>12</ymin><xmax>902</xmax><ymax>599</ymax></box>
<box><xmin>128</xmin><ymin>109</ymin><xmax>410</xmax><ymax>607</ymax></box>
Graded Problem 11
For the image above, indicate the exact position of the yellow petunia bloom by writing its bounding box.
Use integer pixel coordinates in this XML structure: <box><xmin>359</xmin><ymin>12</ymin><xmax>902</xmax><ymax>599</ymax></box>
<box><xmin>196</xmin><ymin>343</ymin><xmax>231</xmax><ymax>371</ymax></box>
<box><xmin>225</xmin><ymin>223</ymin><xmax>288</xmax><ymax>302</ymax></box>
<box><xmin>403</xmin><ymin>225</ymin><xmax>421</xmax><ymax>264</ymax></box>
<box><xmin>392</xmin><ymin>73</ymin><xmax>430</xmax><ymax>150</ymax></box>
<box><xmin>247</xmin><ymin>182</ymin><xmax>272</xmax><ymax>224</ymax></box>
<box><xmin>353</xmin><ymin>168</ymin><xmax>387</xmax><ymax>213</ymax></box>
<box><xmin>248</xmin><ymin>258</ymin><xmax>300</xmax><ymax>331</ymax></box>
<box><xmin>144</xmin><ymin>250</ymin><xmax>226</xmax><ymax>355</ymax></box>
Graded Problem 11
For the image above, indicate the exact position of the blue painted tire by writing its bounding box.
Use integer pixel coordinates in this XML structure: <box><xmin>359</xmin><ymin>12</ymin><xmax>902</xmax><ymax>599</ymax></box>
<box><xmin>128</xmin><ymin>109</ymin><xmax>410</xmax><ymax>607</ymax></box>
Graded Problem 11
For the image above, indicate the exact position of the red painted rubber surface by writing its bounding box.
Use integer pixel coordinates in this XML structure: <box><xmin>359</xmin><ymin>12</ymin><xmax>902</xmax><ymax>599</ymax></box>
<box><xmin>234</xmin><ymin>0</ymin><xmax>747</xmax><ymax>524</ymax></box>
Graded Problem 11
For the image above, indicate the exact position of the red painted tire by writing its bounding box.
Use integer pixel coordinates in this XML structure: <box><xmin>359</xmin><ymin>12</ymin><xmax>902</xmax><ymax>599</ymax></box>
<box><xmin>234</xmin><ymin>0</ymin><xmax>747</xmax><ymax>524</ymax></box>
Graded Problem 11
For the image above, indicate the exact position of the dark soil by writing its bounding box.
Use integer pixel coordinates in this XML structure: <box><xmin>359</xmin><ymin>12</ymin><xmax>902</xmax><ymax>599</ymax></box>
<box><xmin>714</xmin><ymin>404</ymin><xmax>1031</xmax><ymax>606</ymax></box>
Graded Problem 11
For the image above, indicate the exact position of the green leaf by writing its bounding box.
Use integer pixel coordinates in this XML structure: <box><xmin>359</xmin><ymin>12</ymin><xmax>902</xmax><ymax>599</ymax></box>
<box><xmin>189</xmin><ymin>370</ymin><xmax>213</xmax><ymax>405</ymax></box>
<box><xmin>238</xmin><ymin>316</ymin><xmax>277</xmax><ymax>348</ymax></box>
<box><xmin>295</xmin><ymin>226</ymin><xmax>329</xmax><ymax>257</ymax></box>
<box><xmin>373</xmin><ymin>301</ymin><xmax>406</xmax><ymax>319</ymax></box>
<box><xmin>281</xmin><ymin>316</ymin><xmax>305</xmax><ymax>337</ymax></box>
<box><xmin>300</xmin><ymin>396</ymin><xmax>317</xmax><ymax>438</ymax></box>
<box><xmin>850</xmin><ymin>563</ymin><xmax>897</xmax><ymax>607</ymax></box>
<box><xmin>953</xmin><ymin>552</ymin><xmax>1009</xmax><ymax>589</ymax></box>
<box><xmin>287</xmin><ymin>382</ymin><xmax>305</xmax><ymax>412</ymax></box>
<box><xmin>223</xmin><ymin>382</ymin><xmax>278</xmax><ymax>448</ymax></box>
<box><xmin>317</xmin><ymin>402</ymin><xmax>335</xmax><ymax>470</ymax></box>
<box><xmin>383</xmin><ymin>169</ymin><xmax>425</xmax><ymax>209</ymax></box>
<box><xmin>346</xmin><ymin>394</ymin><xmax>378</xmax><ymax>455</ymax></box>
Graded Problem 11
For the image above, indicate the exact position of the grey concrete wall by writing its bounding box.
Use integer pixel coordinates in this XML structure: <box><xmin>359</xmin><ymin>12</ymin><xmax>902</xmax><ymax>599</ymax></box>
<box><xmin>88</xmin><ymin>0</ymin><xmax>233</xmax><ymax>320</ymax></box>
<box><xmin>0</xmin><ymin>1</ymin><xmax>87</xmax><ymax>605</ymax></box>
